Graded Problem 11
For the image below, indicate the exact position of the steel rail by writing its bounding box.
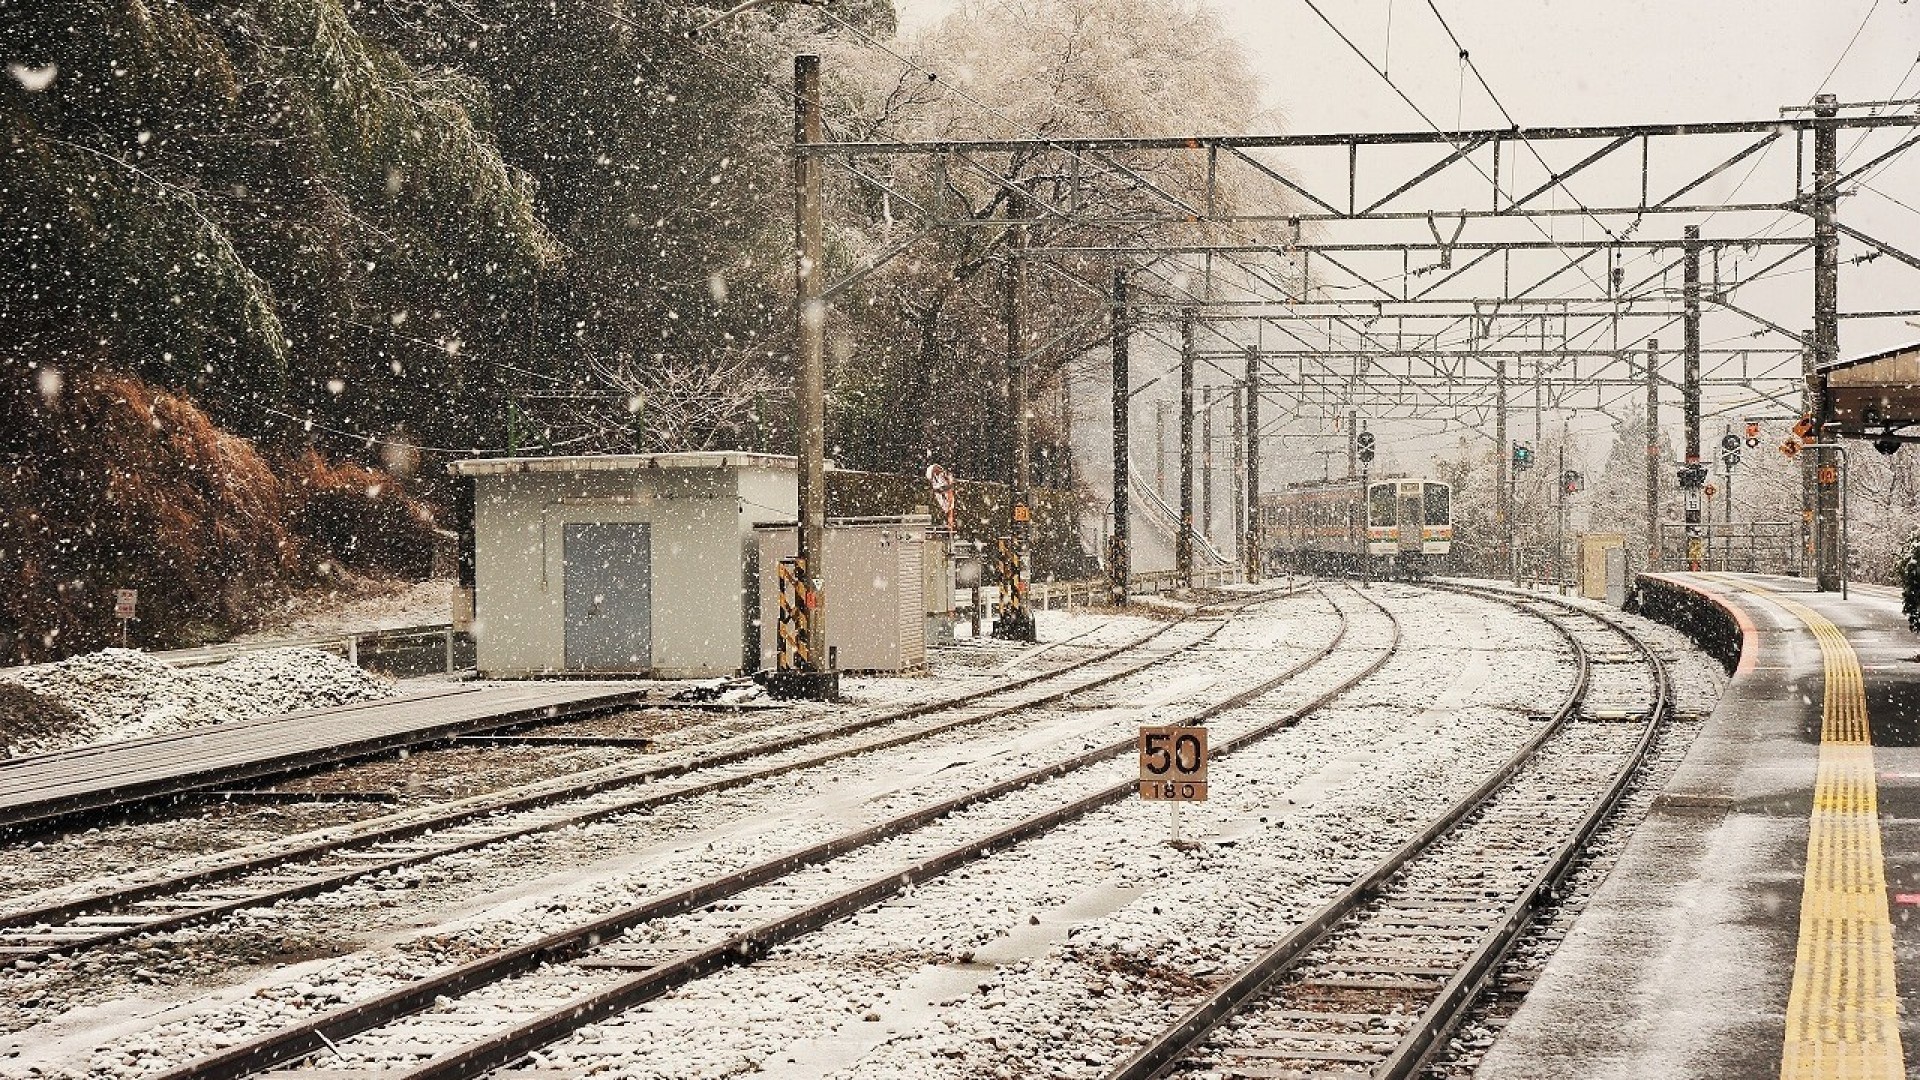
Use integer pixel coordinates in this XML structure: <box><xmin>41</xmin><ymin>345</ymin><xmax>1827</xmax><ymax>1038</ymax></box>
<box><xmin>0</xmin><ymin>590</ymin><xmax>1292</xmax><ymax>961</ymax></box>
<box><xmin>159</xmin><ymin>587</ymin><xmax>1399</xmax><ymax>1080</ymax></box>
<box><xmin>1368</xmin><ymin>584</ymin><xmax>1672</xmax><ymax>1078</ymax></box>
<box><xmin>1102</xmin><ymin>584</ymin><xmax>1670</xmax><ymax>1080</ymax></box>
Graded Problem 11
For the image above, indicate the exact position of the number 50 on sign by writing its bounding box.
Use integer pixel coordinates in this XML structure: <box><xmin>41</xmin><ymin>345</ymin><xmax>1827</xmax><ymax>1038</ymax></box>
<box><xmin>1138</xmin><ymin>725</ymin><xmax>1207</xmax><ymax>801</ymax></box>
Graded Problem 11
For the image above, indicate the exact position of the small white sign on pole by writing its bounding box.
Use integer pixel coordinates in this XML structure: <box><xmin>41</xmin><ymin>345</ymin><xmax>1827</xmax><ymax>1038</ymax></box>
<box><xmin>114</xmin><ymin>588</ymin><xmax>138</xmax><ymax>648</ymax></box>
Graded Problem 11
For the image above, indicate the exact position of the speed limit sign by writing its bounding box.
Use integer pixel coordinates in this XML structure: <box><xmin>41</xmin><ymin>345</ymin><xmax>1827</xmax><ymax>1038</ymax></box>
<box><xmin>1138</xmin><ymin>725</ymin><xmax>1208</xmax><ymax>801</ymax></box>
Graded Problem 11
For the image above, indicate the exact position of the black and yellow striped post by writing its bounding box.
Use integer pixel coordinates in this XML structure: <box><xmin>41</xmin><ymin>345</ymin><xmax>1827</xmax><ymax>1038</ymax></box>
<box><xmin>990</xmin><ymin>536</ymin><xmax>1036</xmax><ymax>642</ymax></box>
<box><xmin>768</xmin><ymin>555</ymin><xmax>837</xmax><ymax>698</ymax></box>
<box><xmin>775</xmin><ymin>557</ymin><xmax>808</xmax><ymax>672</ymax></box>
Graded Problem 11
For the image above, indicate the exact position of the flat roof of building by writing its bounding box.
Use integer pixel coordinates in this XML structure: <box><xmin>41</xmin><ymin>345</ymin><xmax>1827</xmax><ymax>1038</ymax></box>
<box><xmin>448</xmin><ymin>451</ymin><xmax>798</xmax><ymax>477</ymax></box>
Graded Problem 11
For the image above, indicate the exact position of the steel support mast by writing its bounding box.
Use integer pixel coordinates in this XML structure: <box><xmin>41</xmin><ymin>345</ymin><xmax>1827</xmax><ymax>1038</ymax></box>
<box><xmin>1684</xmin><ymin>226</ymin><xmax>1703</xmax><ymax>571</ymax></box>
<box><xmin>1243</xmin><ymin>345</ymin><xmax>1261</xmax><ymax>582</ymax></box>
<box><xmin>1645</xmin><ymin>340</ymin><xmax>1660</xmax><ymax>571</ymax></box>
<box><xmin>1177</xmin><ymin>309</ymin><xmax>1196</xmax><ymax>587</ymax></box>
<box><xmin>1109</xmin><ymin>269</ymin><xmax>1131</xmax><ymax>605</ymax></box>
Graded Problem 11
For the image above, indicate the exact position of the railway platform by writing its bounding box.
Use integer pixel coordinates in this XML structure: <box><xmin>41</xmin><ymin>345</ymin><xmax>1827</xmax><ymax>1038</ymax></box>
<box><xmin>0</xmin><ymin>682</ymin><xmax>651</xmax><ymax>835</ymax></box>
<box><xmin>1478</xmin><ymin>571</ymin><xmax>1920</xmax><ymax>1080</ymax></box>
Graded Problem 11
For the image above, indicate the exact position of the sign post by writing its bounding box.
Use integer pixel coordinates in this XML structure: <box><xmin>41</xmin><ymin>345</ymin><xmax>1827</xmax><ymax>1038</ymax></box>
<box><xmin>1138</xmin><ymin>724</ymin><xmax>1208</xmax><ymax>844</ymax></box>
<box><xmin>113</xmin><ymin>589</ymin><xmax>137</xmax><ymax>648</ymax></box>
<box><xmin>925</xmin><ymin>462</ymin><xmax>956</xmax><ymax>535</ymax></box>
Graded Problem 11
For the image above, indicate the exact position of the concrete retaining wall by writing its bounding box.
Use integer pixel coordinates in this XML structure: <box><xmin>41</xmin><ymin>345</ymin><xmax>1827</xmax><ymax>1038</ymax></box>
<box><xmin>1631</xmin><ymin>574</ymin><xmax>1743</xmax><ymax>674</ymax></box>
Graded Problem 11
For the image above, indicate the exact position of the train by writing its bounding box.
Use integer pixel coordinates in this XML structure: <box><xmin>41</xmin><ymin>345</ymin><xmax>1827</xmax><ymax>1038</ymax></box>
<box><xmin>1258</xmin><ymin>476</ymin><xmax>1454</xmax><ymax>578</ymax></box>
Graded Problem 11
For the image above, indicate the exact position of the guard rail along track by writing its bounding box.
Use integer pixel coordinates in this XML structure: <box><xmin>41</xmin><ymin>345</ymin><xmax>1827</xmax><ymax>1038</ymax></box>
<box><xmin>0</xmin><ymin>584</ymin><xmax>1291</xmax><ymax>964</ymax></box>
<box><xmin>150</xmin><ymin>584</ymin><xmax>1400</xmax><ymax>1080</ymax></box>
<box><xmin>1101</xmin><ymin>581</ymin><xmax>1673</xmax><ymax>1080</ymax></box>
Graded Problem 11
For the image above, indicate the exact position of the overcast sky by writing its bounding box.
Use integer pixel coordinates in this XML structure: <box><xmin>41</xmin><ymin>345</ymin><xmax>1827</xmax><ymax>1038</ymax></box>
<box><xmin>897</xmin><ymin>1</ymin><xmax>1919</xmax><ymax>132</ymax></box>
<box><xmin>886</xmin><ymin>0</ymin><xmax>1920</xmax><ymax>476</ymax></box>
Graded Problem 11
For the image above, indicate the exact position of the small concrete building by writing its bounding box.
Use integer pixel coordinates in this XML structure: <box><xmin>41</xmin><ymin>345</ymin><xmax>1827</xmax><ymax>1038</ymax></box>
<box><xmin>449</xmin><ymin>453</ymin><xmax>797</xmax><ymax>679</ymax></box>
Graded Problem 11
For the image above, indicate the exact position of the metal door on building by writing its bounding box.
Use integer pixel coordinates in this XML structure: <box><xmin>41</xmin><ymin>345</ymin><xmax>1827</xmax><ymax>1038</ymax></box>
<box><xmin>563</xmin><ymin>523</ymin><xmax>652</xmax><ymax>671</ymax></box>
<box><xmin>1398</xmin><ymin>488</ymin><xmax>1423</xmax><ymax>554</ymax></box>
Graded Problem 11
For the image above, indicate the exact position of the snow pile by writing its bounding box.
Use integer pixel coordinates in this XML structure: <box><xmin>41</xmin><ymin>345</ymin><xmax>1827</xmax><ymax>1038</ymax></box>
<box><xmin>0</xmin><ymin>647</ymin><xmax>392</xmax><ymax>757</ymax></box>
<box><xmin>187</xmin><ymin>649</ymin><xmax>393</xmax><ymax>716</ymax></box>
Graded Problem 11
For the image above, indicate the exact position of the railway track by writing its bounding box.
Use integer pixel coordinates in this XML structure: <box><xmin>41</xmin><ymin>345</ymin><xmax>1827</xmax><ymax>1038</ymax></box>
<box><xmin>1101</xmin><ymin>583</ymin><xmax>1672</xmax><ymax>1080</ymax></box>
<box><xmin>119</xmin><ymin>585</ymin><xmax>1398</xmax><ymax>1080</ymax></box>
<box><xmin>0</xmin><ymin>587</ymin><xmax>1301</xmax><ymax>966</ymax></box>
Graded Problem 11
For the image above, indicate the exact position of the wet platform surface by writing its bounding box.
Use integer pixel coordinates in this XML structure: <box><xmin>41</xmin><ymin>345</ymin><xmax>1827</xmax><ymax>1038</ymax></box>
<box><xmin>1478</xmin><ymin>572</ymin><xmax>1920</xmax><ymax>1080</ymax></box>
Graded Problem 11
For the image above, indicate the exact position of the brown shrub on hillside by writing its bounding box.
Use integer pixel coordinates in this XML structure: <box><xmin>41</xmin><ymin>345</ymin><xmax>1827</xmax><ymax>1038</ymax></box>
<box><xmin>0</xmin><ymin>367</ymin><xmax>436</xmax><ymax>662</ymax></box>
<box><xmin>284</xmin><ymin>449</ymin><xmax>441</xmax><ymax>581</ymax></box>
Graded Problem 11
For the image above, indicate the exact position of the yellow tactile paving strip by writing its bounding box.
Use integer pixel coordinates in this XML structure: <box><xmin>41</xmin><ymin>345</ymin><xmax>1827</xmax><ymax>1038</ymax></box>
<box><xmin>1719</xmin><ymin>580</ymin><xmax>1904</xmax><ymax>1079</ymax></box>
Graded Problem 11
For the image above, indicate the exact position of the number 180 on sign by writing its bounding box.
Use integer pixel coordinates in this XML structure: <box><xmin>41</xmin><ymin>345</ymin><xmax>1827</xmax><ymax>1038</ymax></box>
<box><xmin>1138</xmin><ymin>725</ymin><xmax>1208</xmax><ymax>801</ymax></box>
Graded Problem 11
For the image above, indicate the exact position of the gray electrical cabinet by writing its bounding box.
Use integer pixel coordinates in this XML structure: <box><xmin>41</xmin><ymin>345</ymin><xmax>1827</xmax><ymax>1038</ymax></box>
<box><xmin>755</xmin><ymin>518</ymin><xmax>929</xmax><ymax>674</ymax></box>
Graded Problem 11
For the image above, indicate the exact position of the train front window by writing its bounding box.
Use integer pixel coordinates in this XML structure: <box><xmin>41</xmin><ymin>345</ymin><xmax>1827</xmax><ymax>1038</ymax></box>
<box><xmin>1423</xmin><ymin>484</ymin><xmax>1451</xmax><ymax>524</ymax></box>
<box><xmin>1368</xmin><ymin>485</ymin><xmax>1395</xmax><ymax>526</ymax></box>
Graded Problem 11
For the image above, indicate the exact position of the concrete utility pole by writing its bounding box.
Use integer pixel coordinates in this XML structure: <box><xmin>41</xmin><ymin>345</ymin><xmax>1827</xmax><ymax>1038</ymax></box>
<box><xmin>1812</xmin><ymin>93</ymin><xmax>1843</xmax><ymax>591</ymax></box>
<box><xmin>1723</xmin><ymin>435</ymin><xmax>1737</xmax><ymax>570</ymax></box>
<box><xmin>1006</xmin><ymin>221</ymin><xmax>1030</xmax><ymax>550</ymax></box>
<box><xmin>1156</xmin><ymin>402</ymin><xmax>1168</xmax><ymax>503</ymax></box>
<box><xmin>1244</xmin><ymin>346</ymin><xmax>1261</xmax><ymax>582</ymax></box>
<box><xmin>1802</xmin><ymin>326</ymin><xmax>1816</xmax><ymax>575</ymax></box>
<box><xmin>995</xmin><ymin>211</ymin><xmax>1036</xmax><ymax>643</ymax></box>
<box><xmin>1495</xmin><ymin>347</ymin><xmax>1509</xmax><ymax>579</ymax></box>
<box><xmin>1645</xmin><ymin>339</ymin><xmax>1660</xmax><ymax>571</ymax></box>
<box><xmin>1177</xmin><ymin>309</ymin><xmax>1196</xmax><ymax>586</ymax></box>
<box><xmin>1202</xmin><ymin>388</ymin><xmax>1215</xmax><ymax>549</ymax></box>
<box><xmin>1684</xmin><ymin>225</ymin><xmax>1703</xmax><ymax>572</ymax></box>
<box><xmin>1231</xmin><ymin>386</ymin><xmax>1245</xmax><ymax>565</ymax></box>
<box><xmin>1534</xmin><ymin>358</ymin><xmax>1544</xmax><ymax>449</ymax></box>
<box><xmin>1109</xmin><ymin>269</ymin><xmax>1130</xmax><ymax>606</ymax></box>
<box><xmin>1555</xmin><ymin>442</ymin><xmax>1567</xmax><ymax>590</ymax></box>
<box><xmin>784</xmin><ymin>53</ymin><xmax>833</xmax><ymax>699</ymax></box>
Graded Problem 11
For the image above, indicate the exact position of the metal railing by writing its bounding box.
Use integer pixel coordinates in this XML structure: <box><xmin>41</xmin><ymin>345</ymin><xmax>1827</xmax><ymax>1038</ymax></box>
<box><xmin>154</xmin><ymin>624</ymin><xmax>467</xmax><ymax>676</ymax></box>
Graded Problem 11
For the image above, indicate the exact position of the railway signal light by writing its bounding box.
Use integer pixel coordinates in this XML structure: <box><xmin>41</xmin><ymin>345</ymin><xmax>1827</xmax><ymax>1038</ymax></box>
<box><xmin>1561</xmin><ymin>470</ymin><xmax>1582</xmax><ymax>494</ymax></box>
<box><xmin>1512</xmin><ymin>442</ymin><xmax>1534</xmax><ymax>471</ymax></box>
<box><xmin>1676</xmin><ymin>462</ymin><xmax>1709</xmax><ymax>488</ymax></box>
<box><xmin>1720</xmin><ymin>433</ymin><xmax>1741</xmax><ymax>453</ymax></box>
<box><xmin>1744</xmin><ymin>418</ymin><xmax>1762</xmax><ymax>448</ymax></box>
<box><xmin>1357</xmin><ymin>429</ymin><xmax>1375</xmax><ymax>464</ymax></box>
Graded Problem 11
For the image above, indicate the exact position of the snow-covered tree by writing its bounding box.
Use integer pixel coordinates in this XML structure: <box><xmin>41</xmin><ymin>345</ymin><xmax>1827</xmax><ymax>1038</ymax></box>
<box><xmin>823</xmin><ymin>0</ymin><xmax>1290</xmax><ymax>484</ymax></box>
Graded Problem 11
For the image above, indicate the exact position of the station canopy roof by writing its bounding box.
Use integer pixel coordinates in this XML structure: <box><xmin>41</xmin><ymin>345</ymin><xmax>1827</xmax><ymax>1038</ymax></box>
<box><xmin>1820</xmin><ymin>341</ymin><xmax>1920</xmax><ymax>444</ymax></box>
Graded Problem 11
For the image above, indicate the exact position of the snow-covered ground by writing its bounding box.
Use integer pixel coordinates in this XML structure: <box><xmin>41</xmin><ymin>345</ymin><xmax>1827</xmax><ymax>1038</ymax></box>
<box><xmin>0</xmin><ymin>585</ymin><xmax>1725</xmax><ymax>1080</ymax></box>
<box><xmin>0</xmin><ymin>647</ymin><xmax>393</xmax><ymax>758</ymax></box>
<box><xmin>236</xmin><ymin>579</ymin><xmax>453</xmax><ymax>640</ymax></box>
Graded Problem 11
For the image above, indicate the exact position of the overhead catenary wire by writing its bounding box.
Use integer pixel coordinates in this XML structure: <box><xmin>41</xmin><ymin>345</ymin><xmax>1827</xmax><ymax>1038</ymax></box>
<box><xmin>808</xmin><ymin>0</ymin><xmax>1476</xmax><ymax>378</ymax></box>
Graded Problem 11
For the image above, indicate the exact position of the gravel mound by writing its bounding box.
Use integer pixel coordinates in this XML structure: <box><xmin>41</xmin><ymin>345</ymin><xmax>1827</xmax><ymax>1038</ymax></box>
<box><xmin>0</xmin><ymin>647</ymin><xmax>392</xmax><ymax>758</ymax></box>
<box><xmin>0</xmin><ymin>683</ymin><xmax>88</xmax><ymax>756</ymax></box>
